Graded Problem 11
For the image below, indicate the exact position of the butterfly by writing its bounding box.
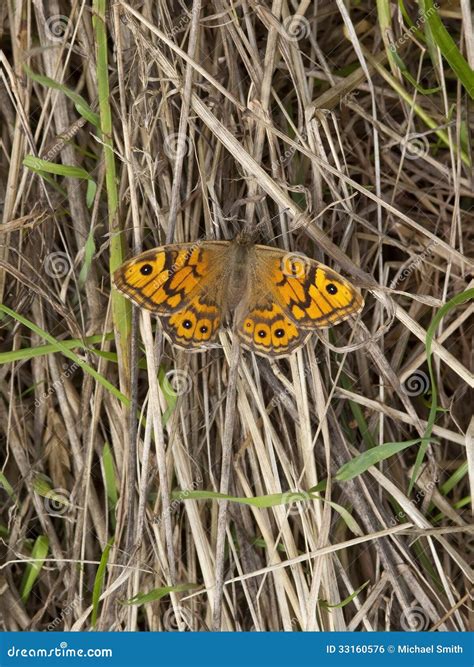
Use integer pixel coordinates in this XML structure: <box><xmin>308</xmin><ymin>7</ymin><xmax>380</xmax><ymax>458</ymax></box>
<box><xmin>112</xmin><ymin>235</ymin><xmax>364</xmax><ymax>357</ymax></box>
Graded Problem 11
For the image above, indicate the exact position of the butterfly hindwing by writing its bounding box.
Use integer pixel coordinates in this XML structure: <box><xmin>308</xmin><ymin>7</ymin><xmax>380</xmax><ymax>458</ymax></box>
<box><xmin>236</xmin><ymin>299</ymin><xmax>310</xmax><ymax>357</ymax></box>
<box><xmin>160</xmin><ymin>294</ymin><xmax>222</xmax><ymax>350</ymax></box>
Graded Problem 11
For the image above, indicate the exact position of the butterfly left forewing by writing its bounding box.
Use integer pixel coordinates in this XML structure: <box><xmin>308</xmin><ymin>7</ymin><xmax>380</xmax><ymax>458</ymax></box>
<box><xmin>113</xmin><ymin>241</ymin><xmax>231</xmax><ymax>350</ymax></box>
<box><xmin>113</xmin><ymin>241</ymin><xmax>229</xmax><ymax>315</ymax></box>
<box><xmin>255</xmin><ymin>245</ymin><xmax>364</xmax><ymax>329</ymax></box>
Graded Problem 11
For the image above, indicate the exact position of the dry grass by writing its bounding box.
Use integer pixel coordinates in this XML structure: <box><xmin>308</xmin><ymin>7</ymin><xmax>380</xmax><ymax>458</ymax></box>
<box><xmin>0</xmin><ymin>0</ymin><xmax>473</xmax><ymax>632</ymax></box>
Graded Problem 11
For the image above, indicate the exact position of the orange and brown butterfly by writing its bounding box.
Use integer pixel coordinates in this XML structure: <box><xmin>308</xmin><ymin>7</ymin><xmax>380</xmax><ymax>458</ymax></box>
<box><xmin>112</xmin><ymin>234</ymin><xmax>364</xmax><ymax>357</ymax></box>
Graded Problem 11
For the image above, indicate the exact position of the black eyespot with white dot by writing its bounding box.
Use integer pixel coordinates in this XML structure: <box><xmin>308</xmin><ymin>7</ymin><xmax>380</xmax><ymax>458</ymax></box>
<box><xmin>183</xmin><ymin>319</ymin><xmax>193</xmax><ymax>329</ymax></box>
<box><xmin>140</xmin><ymin>264</ymin><xmax>153</xmax><ymax>276</ymax></box>
<box><xmin>275</xmin><ymin>329</ymin><xmax>285</xmax><ymax>338</ymax></box>
<box><xmin>200</xmin><ymin>325</ymin><xmax>208</xmax><ymax>334</ymax></box>
<box><xmin>257</xmin><ymin>329</ymin><xmax>267</xmax><ymax>339</ymax></box>
<box><xmin>326</xmin><ymin>283</ymin><xmax>338</xmax><ymax>295</ymax></box>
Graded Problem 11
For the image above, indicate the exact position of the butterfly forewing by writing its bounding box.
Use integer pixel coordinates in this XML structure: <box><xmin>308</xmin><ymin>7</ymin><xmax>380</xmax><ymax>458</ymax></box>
<box><xmin>254</xmin><ymin>245</ymin><xmax>364</xmax><ymax>330</ymax></box>
<box><xmin>113</xmin><ymin>241</ymin><xmax>229</xmax><ymax>313</ymax></box>
<box><xmin>113</xmin><ymin>241</ymin><xmax>233</xmax><ymax>350</ymax></box>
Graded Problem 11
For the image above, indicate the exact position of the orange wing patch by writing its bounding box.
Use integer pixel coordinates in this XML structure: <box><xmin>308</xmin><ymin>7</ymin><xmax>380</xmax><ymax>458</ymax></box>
<box><xmin>113</xmin><ymin>238</ymin><xmax>364</xmax><ymax>357</ymax></box>
<box><xmin>269</xmin><ymin>257</ymin><xmax>363</xmax><ymax>328</ymax></box>
<box><xmin>113</xmin><ymin>245</ymin><xmax>210</xmax><ymax>314</ymax></box>
<box><xmin>161</xmin><ymin>297</ymin><xmax>221</xmax><ymax>349</ymax></box>
<box><xmin>237</xmin><ymin>302</ymin><xmax>308</xmax><ymax>356</ymax></box>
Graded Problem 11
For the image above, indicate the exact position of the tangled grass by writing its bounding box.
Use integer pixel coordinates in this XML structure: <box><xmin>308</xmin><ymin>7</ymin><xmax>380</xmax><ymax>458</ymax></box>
<box><xmin>0</xmin><ymin>0</ymin><xmax>472</xmax><ymax>632</ymax></box>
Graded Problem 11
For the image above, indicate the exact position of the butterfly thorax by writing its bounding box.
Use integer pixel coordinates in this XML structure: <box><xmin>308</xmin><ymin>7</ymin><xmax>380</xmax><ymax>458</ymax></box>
<box><xmin>226</xmin><ymin>237</ymin><xmax>253</xmax><ymax>312</ymax></box>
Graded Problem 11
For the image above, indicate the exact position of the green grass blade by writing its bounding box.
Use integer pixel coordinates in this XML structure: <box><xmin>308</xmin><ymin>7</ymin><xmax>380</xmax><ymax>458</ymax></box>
<box><xmin>20</xmin><ymin>536</ymin><xmax>49</xmax><ymax>603</ymax></box>
<box><xmin>23</xmin><ymin>65</ymin><xmax>100</xmax><ymax>126</ymax></box>
<box><xmin>0</xmin><ymin>304</ymin><xmax>128</xmax><ymax>406</ymax></box>
<box><xmin>174</xmin><ymin>489</ymin><xmax>360</xmax><ymax>533</ymax></box>
<box><xmin>0</xmin><ymin>472</ymin><xmax>16</xmax><ymax>500</ymax></box>
<box><xmin>420</xmin><ymin>0</ymin><xmax>474</xmax><ymax>99</ymax></box>
<box><xmin>0</xmin><ymin>334</ymin><xmax>112</xmax><ymax>364</ymax></box>
<box><xmin>320</xmin><ymin>581</ymin><xmax>369</xmax><ymax>609</ymax></box>
<box><xmin>93</xmin><ymin>0</ymin><xmax>131</xmax><ymax>377</ymax></box>
<box><xmin>79</xmin><ymin>230</ymin><xmax>97</xmax><ymax>284</ymax></box>
<box><xmin>336</xmin><ymin>439</ymin><xmax>431</xmax><ymax>482</ymax></box>
<box><xmin>125</xmin><ymin>583</ymin><xmax>200</xmax><ymax>606</ymax></box>
<box><xmin>102</xmin><ymin>442</ymin><xmax>118</xmax><ymax>514</ymax></box>
<box><xmin>23</xmin><ymin>155</ymin><xmax>93</xmax><ymax>180</ymax></box>
<box><xmin>91</xmin><ymin>538</ymin><xmax>114</xmax><ymax>627</ymax></box>
<box><xmin>409</xmin><ymin>288</ymin><xmax>474</xmax><ymax>493</ymax></box>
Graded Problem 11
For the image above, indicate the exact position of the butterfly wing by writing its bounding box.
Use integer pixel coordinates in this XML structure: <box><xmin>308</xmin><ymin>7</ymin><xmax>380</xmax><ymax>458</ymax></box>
<box><xmin>256</xmin><ymin>245</ymin><xmax>364</xmax><ymax>328</ymax></box>
<box><xmin>158</xmin><ymin>299</ymin><xmax>221</xmax><ymax>350</ymax></box>
<box><xmin>235</xmin><ymin>245</ymin><xmax>363</xmax><ymax>357</ymax></box>
<box><xmin>236</xmin><ymin>297</ymin><xmax>311</xmax><ymax>356</ymax></box>
<box><xmin>113</xmin><ymin>241</ymin><xmax>230</xmax><ymax>350</ymax></box>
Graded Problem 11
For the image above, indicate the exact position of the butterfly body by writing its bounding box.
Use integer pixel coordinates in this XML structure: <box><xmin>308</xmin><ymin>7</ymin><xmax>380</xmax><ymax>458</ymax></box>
<box><xmin>113</xmin><ymin>236</ymin><xmax>364</xmax><ymax>357</ymax></box>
